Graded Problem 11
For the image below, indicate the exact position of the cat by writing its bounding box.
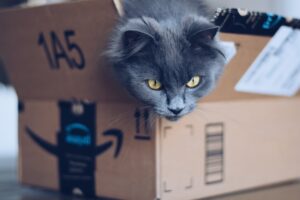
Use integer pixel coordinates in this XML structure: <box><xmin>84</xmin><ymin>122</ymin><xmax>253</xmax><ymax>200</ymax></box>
<box><xmin>106</xmin><ymin>0</ymin><xmax>226</xmax><ymax>121</ymax></box>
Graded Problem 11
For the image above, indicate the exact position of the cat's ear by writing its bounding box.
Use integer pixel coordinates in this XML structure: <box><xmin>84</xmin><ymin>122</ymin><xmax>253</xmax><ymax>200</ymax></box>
<box><xmin>106</xmin><ymin>17</ymin><xmax>159</xmax><ymax>61</ymax></box>
<box><xmin>187</xmin><ymin>26</ymin><xmax>220</xmax><ymax>46</ymax></box>
<box><xmin>122</xmin><ymin>29</ymin><xmax>155</xmax><ymax>58</ymax></box>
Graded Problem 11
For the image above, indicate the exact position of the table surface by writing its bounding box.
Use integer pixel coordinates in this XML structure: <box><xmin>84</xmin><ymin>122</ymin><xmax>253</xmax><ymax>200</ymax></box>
<box><xmin>1</xmin><ymin>157</ymin><xmax>300</xmax><ymax>200</ymax></box>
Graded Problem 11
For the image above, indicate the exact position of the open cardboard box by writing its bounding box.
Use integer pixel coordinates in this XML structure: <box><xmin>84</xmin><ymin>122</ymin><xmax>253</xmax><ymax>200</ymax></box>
<box><xmin>0</xmin><ymin>0</ymin><xmax>300</xmax><ymax>199</ymax></box>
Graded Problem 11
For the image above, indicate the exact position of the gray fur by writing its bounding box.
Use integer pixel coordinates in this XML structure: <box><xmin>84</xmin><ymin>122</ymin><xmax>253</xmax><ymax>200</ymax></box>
<box><xmin>106</xmin><ymin>0</ymin><xmax>226</xmax><ymax>121</ymax></box>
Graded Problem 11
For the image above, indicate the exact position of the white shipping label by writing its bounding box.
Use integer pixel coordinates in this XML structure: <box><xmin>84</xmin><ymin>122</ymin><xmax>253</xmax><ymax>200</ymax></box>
<box><xmin>235</xmin><ymin>26</ymin><xmax>300</xmax><ymax>97</ymax></box>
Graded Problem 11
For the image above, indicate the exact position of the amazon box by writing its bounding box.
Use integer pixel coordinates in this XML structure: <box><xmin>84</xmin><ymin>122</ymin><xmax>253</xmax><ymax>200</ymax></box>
<box><xmin>210</xmin><ymin>182</ymin><xmax>300</xmax><ymax>200</ymax></box>
<box><xmin>1</xmin><ymin>0</ymin><xmax>300</xmax><ymax>200</ymax></box>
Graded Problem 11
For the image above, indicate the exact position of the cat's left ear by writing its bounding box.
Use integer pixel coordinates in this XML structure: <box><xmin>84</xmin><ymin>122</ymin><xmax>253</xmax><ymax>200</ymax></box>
<box><xmin>188</xmin><ymin>26</ymin><xmax>220</xmax><ymax>45</ymax></box>
<box><xmin>122</xmin><ymin>29</ymin><xmax>155</xmax><ymax>57</ymax></box>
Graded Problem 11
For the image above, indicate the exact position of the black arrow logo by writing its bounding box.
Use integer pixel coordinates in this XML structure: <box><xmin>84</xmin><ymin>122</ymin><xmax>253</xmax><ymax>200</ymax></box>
<box><xmin>25</xmin><ymin>126</ymin><xmax>123</xmax><ymax>158</ymax></box>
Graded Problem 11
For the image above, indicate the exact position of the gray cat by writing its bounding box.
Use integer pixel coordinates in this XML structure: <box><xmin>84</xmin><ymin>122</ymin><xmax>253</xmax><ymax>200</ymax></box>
<box><xmin>106</xmin><ymin>0</ymin><xmax>226</xmax><ymax>121</ymax></box>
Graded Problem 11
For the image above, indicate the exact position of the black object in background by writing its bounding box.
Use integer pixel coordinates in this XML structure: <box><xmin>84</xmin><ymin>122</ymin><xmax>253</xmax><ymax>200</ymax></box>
<box><xmin>0</xmin><ymin>59</ymin><xmax>10</xmax><ymax>85</ymax></box>
<box><xmin>0</xmin><ymin>0</ymin><xmax>27</xmax><ymax>7</ymax></box>
<box><xmin>212</xmin><ymin>8</ymin><xmax>300</xmax><ymax>36</ymax></box>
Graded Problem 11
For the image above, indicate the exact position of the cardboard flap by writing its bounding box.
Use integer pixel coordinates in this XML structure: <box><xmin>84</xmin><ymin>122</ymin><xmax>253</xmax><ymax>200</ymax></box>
<box><xmin>1</xmin><ymin>0</ymin><xmax>298</xmax><ymax>102</ymax></box>
<box><xmin>113</xmin><ymin>0</ymin><xmax>123</xmax><ymax>16</ymax></box>
<box><xmin>0</xmin><ymin>0</ymin><xmax>133</xmax><ymax>101</ymax></box>
<box><xmin>206</xmin><ymin>34</ymin><xmax>299</xmax><ymax>102</ymax></box>
<box><xmin>204</xmin><ymin>33</ymin><xmax>274</xmax><ymax>102</ymax></box>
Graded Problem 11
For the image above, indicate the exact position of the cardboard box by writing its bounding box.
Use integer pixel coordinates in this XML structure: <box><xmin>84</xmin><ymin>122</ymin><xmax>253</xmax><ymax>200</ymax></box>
<box><xmin>213</xmin><ymin>182</ymin><xmax>300</xmax><ymax>200</ymax></box>
<box><xmin>1</xmin><ymin>0</ymin><xmax>300</xmax><ymax>199</ymax></box>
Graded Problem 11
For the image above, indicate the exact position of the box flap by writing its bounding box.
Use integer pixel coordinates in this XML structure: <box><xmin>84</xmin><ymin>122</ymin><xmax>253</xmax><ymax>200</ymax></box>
<box><xmin>0</xmin><ymin>0</ymin><xmax>133</xmax><ymax>101</ymax></box>
<box><xmin>203</xmin><ymin>33</ymin><xmax>300</xmax><ymax>102</ymax></box>
<box><xmin>1</xmin><ymin>0</ymin><xmax>298</xmax><ymax>102</ymax></box>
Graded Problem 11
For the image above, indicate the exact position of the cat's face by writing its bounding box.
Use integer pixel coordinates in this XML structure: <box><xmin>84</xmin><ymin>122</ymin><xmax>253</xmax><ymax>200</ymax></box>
<box><xmin>107</xmin><ymin>16</ymin><xmax>226</xmax><ymax>121</ymax></box>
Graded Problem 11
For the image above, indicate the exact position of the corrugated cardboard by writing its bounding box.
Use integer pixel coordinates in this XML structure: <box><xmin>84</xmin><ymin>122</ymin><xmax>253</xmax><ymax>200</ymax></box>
<box><xmin>1</xmin><ymin>0</ymin><xmax>293</xmax><ymax>102</ymax></box>
<box><xmin>1</xmin><ymin>0</ymin><xmax>300</xmax><ymax>200</ymax></box>
<box><xmin>212</xmin><ymin>182</ymin><xmax>300</xmax><ymax>200</ymax></box>
<box><xmin>19</xmin><ymin>101</ymin><xmax>157</xmax><ymax>199</ymax></box>
<box><xmin>158</xmin><ymin>98</ymin><xmax>300</xmax><ymax>200</ymax></box>
<box><xmin>18</xmin><ymin>99</ymin><xmax>300</xmax><ymax>200</ymax></box>
<box><xmin>0</xmin><ymin>0</ymin><xmax>132</xmax><ymax>102</ymax></box>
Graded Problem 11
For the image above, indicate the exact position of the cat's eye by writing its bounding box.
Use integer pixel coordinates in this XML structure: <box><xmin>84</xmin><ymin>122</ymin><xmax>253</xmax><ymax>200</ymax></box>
<box><xmin>186</xmin><ymin>76</ymin><xmax>202</xmax><ymax>88</ymax></box>
<box><xmin>147</xmin><ymin>79</ymin><xmax>162</xmax><ymax>90</ymax></box>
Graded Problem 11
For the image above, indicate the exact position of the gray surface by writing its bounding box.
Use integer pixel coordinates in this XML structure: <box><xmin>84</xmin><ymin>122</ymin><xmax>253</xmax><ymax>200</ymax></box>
<box><xmin>1</xmin><ymin>157</ymin><xmax>300</xmax><ymax>200</ymax></box>
<box><xmin>0</xmin><ymin>158</ymin><xmax>99</xmax><ymax>200</ymax></box>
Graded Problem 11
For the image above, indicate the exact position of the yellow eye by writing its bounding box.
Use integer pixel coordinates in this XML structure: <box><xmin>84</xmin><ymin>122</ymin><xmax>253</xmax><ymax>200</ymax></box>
<box><xmin>147</xmin><ymin>79</ymin><xmax>162</xmax><ymax>90</ymax></box>
<box><xmin>186</xmin><ymin>76</ymin><xmax>202</xmax><ymax>88</ymax></box>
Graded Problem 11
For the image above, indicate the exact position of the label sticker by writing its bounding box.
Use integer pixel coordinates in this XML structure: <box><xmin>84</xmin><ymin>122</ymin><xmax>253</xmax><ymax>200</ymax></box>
<box><xmin>235</xmin><ymin>26</ymin><xmax>300</xmax><ymax>97</ymax></box>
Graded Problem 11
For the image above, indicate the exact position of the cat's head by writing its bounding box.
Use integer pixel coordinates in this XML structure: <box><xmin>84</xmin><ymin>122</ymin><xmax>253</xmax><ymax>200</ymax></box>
<box><xmin>106</xmin><ymin>16</ymin><xmax>226</xmax><ymax>121</ymax></box>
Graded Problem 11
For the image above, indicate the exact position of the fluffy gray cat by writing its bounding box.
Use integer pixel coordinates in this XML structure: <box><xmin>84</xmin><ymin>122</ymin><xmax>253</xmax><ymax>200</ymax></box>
<box><xmin>107</xmin><ymin>0</ymin><xmax>226</xmax><ymax>121</ymax></box>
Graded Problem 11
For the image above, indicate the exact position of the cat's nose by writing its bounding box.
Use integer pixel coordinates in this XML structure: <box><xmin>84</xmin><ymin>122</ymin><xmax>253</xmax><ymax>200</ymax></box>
<box><xmin>169</xmin><ymin>108</ymin><xmax>183</xmax><ymax>115</ymax></box>
<box><xmin>168</xmin><ymin>96</ymin><xmax>185</xmax><ymax>115</ymax></box>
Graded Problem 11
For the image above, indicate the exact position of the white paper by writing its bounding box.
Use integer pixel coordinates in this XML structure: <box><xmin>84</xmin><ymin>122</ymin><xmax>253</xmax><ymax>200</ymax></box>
<box><xmin>220</xmin><ymin>41</ymin><xmax>237</xmax><ymax>64</ymax></box>
<box><xmin>235</xmin><ymin>26</ymin><xmax>300</xmax><ymax>97</ymax></box>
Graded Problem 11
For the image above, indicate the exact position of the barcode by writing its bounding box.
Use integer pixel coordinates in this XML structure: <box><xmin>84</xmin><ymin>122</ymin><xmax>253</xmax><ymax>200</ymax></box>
<box><xmin>205</xmin><ymin>123</ymin><xmax>225</xmax><ymax>185</ymax></box>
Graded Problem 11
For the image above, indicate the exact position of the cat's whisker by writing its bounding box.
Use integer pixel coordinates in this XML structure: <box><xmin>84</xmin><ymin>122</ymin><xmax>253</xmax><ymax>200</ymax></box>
<box><xmin>107</xmin><ymin>109</ymin><xmax>133</xmax><ymax>127</ymax></box>
<box><xmin>193</xmin><ymin>108</ymin><xmax>210</xmax><ymax>122</ymax></box>
<box><xmin>149</xmin><ymin>113</ymin><xmax>159</xmax><ymax>130</ymax></box>
<box><xmin>195</xmin><ymin>105</ymin><xmax>242</xmax><ymax>126</ymax></box>
<box><xmin>107</xmin><ymin>105</ymin><xmax>156</xmax><ymax>131</ymax></box>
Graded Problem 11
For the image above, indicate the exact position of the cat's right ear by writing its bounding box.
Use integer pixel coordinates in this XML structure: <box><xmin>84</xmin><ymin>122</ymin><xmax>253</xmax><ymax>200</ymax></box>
<box><xmin>106</xmin><ymin>17</ymin><xmax>159</xmax><ymax>62</ymax></box>
<box><xmin>122</xmin><ymin>29</ymin><xmax>155</xmax><ymax>58</ymax></box>
<box><xmin>187</xmin><ymin>26</ymin><xmax>220</xmax><ymax>47</ymax></box>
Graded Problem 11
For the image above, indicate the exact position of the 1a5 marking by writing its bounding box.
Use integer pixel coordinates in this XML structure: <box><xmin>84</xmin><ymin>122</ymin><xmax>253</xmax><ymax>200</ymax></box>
<box><xmin>38</xmin><ymin>30</ymin><xmax>85</xmax><ymax>70</ymax></box>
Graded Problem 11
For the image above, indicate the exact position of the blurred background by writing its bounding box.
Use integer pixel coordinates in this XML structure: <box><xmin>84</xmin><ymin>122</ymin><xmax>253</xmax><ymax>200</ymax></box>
<box><xmin>1</xmin><ymin>0</ymin><xmax>300</xmax><ymax>159</ymax></box>
<box><xmin>210</xmin><ymin>0</ymin><xmax>300</xmax><ymax>18</ymax></box>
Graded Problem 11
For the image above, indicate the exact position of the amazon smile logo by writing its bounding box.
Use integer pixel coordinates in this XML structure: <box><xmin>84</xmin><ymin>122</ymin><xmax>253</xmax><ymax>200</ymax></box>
<box><xmin>25</xmin><ymin>101</ymin><xmax>124</xmax><ymax>198</ymax></box>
